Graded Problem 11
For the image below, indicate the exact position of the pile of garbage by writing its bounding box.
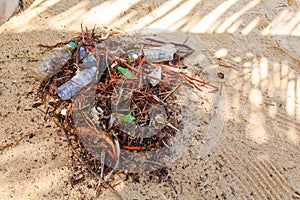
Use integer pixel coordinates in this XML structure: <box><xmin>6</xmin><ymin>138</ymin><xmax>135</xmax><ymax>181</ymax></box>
<box><xmin>37</xmin><ymin>28</ymin><xmax>217</xmax><ymax>183</ymax></box>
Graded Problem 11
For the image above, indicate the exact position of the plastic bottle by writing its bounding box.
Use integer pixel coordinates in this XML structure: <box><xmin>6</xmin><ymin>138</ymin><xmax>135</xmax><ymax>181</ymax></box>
<box><xmin>57</xmin><ymin>67</ymin><xmax>97</xmax><ymax>100</ymax></box>
<box><xmin>79</xmin><ymin>46</ymin><xmax>97</xmax><ymax>68</ymax></box>
<box><xmin>35</xmin><ymin>42</ymin><xmax>77</xmax><ymax>80</ymax></box>
<box><xmin>143</xmin><ymin>44</ymin><xmax>176</xmax><ymax>62</ymax></box>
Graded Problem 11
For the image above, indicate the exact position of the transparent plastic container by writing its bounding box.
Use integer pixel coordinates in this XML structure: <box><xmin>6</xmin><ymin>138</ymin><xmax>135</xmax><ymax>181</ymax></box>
<box><xmin>58</xmin><ymin>67</ymin><xmax>97</xmax><ymax>100</ymax></box>
<box><xmin>143</xmin><ymin>44</ymin><xmax>176</xmax><ymax>62</ymax></box>
<box><xmin>79</xmin><ymin>46</ymin><xmax>97</xmax><ymax>68</ymax></box>
<box><xmin>35</xmin><ymin>42</ymin><xmax>77</xmax><ymax>80</ymax></box>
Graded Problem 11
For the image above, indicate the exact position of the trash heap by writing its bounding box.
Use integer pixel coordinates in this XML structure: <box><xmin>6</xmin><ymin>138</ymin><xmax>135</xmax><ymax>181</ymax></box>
<box><xmin>37</xmin><ymin>28</ymin><xmax>218</xmax><ymax>185</ymax></box>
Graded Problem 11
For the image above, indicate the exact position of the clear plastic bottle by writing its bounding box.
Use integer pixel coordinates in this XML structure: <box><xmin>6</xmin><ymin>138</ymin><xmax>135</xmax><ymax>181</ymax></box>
<box><xmin>35</xmin><ymin>42</ymin><xmax>77</xmax><ymax>80</ymax></box>
<box><xmin>79</xmin><ymin>46</ymin><xmax>97</xmax><ymax>68</ymax></box>
<box><xmin>57</xmin><ymin>67</ymin><xmax>97</xmax><ymax>100</ymax></box>
<box><xmin>143</xmin><ymin>44</ymin><xmax>176</xmax><ymax>62</ymax></box>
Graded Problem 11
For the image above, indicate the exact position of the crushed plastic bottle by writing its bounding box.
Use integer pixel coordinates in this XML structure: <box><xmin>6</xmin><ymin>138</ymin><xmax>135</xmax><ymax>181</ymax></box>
<box><xmin>35</xmin><ymin>42</ymin><xmax>77</xmax><ymax>80</ymax></box>
<box><xmin>57</xmin><ymin>67</ymin><xmax>97</xmax><ymax>100</ymax></box>
<box><xmin>79</xmin><ymin>47</ymin><xmax>97</xmax><ymax>68</ymax></box>
<box><xmin>143</xmin><ymin>44</ymin><xmax>176</xmax><ymax>62</ymax></box>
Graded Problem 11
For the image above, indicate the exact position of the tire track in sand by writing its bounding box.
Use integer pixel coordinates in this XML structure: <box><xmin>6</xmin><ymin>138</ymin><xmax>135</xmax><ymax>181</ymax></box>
<box><xmin>252</xmin><ymin>158</ymin><xmax>293</xmax><ymax>199</ymax></box>
<box><xmin>257</xmin><ymin>158</ymin><xmax>300</xmax><ymax>198</ymax></box>
<box><xmin>221</xmin><ymin>146</ymin><xmax>295</xmax><ymax>199</ymax></box>
<box><xmin>215</xmin><ymin>155</ymin><xmax>253</xmax><ymax>199</ymax></box>
<box><xmin>220</xmin><ymin>147</ymin><xmax>266</xmax><ymax>198</ymax></box>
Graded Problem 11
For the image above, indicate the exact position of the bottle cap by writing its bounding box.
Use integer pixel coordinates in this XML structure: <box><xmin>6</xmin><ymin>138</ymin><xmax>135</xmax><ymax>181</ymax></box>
<box><xmin>69</xmin><ymin>41</ymin><xmax>77</xmax><ymax>49</ymax></box>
